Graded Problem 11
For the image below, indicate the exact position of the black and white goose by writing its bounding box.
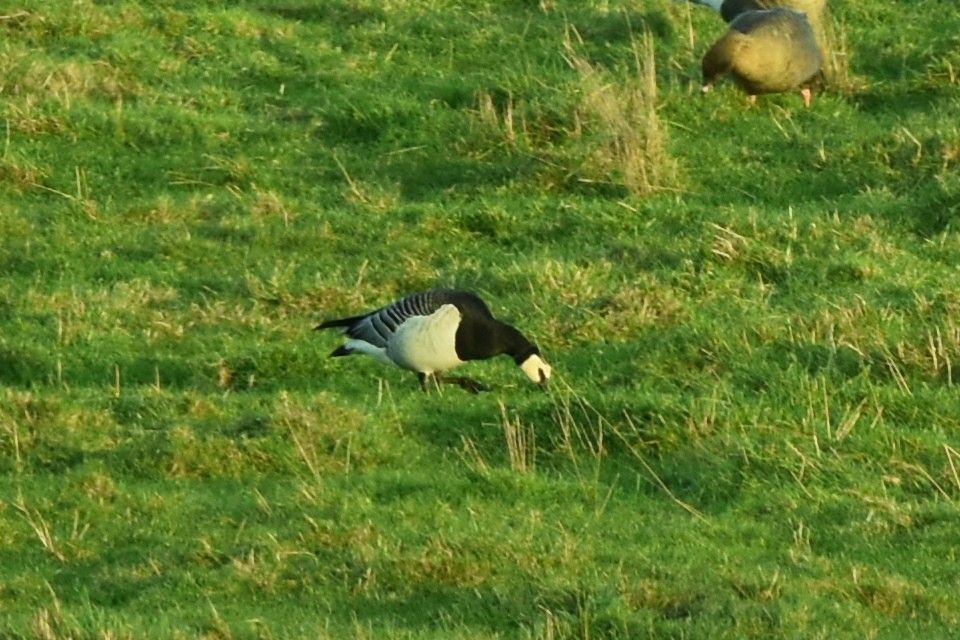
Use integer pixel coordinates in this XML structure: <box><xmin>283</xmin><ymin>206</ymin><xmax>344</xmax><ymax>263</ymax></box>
<box><xmin>315</xmin><ymin>289</ymin><xmax>552</xmax><ymax>393</ymax></box>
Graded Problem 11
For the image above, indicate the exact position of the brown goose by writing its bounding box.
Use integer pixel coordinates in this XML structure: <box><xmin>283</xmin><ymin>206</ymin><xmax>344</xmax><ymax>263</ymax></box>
<box><xmin>686</xmin><ymin>0</ymin><xmax>839</xmax><ymax>89</ymax></box>
<box><xmin>684</xmin><ymin>0</ymin><xmax>827</xmax><ymax>25</ymax></box>
<box><xmin>701</xmin><ymin>8</ymin><xmax>823</xmax><ymax>107</ymax></box>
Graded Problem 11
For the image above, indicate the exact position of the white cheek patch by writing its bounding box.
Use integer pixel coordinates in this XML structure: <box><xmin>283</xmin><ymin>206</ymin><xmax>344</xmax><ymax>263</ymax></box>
<box><xmin>520</xmin><ymin>354</ymin><xmax>552</xmax><ymax>384</ymax></box>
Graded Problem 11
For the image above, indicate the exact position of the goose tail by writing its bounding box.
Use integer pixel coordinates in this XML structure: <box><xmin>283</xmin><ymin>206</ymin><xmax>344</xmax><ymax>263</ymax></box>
<box><xmin>315</xmin><ymin>314</ymin><xmax>366</xmax><ymax>331</ymax></box>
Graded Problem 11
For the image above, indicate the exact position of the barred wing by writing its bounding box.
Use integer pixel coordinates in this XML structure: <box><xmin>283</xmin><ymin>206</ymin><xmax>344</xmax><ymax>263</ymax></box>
<box><xmin>344</xmin><ymin>290</ymin><xmax>453</xmax><ymax>347</ymax></box>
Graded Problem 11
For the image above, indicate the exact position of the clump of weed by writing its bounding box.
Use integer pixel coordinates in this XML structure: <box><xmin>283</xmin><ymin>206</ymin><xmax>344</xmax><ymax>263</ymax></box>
<box><xmin>0</xmin><ymin>154</ymin><xmax>48</xmax><ymax>194</ymax></box>
<box><xmin>563</xmin><ymin>27</ymin><xmax>679</xmax><ymax>196</ymax></box>
<box><xmin>473</xmin><ymin>90</ymin><xmax>521</xmax><ymax>149</ymax></box>
<box><xmin>819</xmin><ymin>14</ymin><xmax>863</xmax><ymax>95</ymax></box>
<box><xmin>274</xmin><ymin>391</ymin><xmax>366</xmax><ymax>480</ymax></box>
<box><xmin>499</xmin><ymin>400</ymin><xmax>536</xmax><ymax>474</ymax></box>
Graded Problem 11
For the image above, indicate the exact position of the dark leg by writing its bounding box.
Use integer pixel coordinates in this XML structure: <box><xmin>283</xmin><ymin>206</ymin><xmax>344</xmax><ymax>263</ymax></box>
<box><xmin>437</xmin><ymin>374</ymin><xmax>491</xmax><ymax>394</ymax></box>
<box><xmin>417</xmin><ymin>372</ymin><xmax>432</xmax><ymax>393</ymax></box>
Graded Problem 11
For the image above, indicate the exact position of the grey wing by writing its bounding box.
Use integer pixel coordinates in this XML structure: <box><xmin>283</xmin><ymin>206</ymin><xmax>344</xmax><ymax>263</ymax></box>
<box><xmin>345</xmin><ymin>291</ymin><xmax>445</xmax><ymax>347</ymax></box>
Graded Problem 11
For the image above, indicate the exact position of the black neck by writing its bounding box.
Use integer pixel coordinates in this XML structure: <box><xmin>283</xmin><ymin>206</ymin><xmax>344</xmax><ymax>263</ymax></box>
<box><xmin>456</xmin><ymin>317</ymin><xmax>537</xmax><ymax>363</ymax></box>
<box><xmin>500</xmin><ymin>323</ymin><xmax>540</xmax><ymax>364</ymax></box>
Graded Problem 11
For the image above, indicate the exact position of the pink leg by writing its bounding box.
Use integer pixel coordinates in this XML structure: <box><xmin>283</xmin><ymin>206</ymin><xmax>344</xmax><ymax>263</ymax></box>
<box><xmin>801</xmin><ymin>88</ymin><xmax>812</xmax><ymax>108</ymax></box>
<box><xmin>749</xmin><ymin>94</ymin><xmax>757</xmax><ymax>106</ymax></box>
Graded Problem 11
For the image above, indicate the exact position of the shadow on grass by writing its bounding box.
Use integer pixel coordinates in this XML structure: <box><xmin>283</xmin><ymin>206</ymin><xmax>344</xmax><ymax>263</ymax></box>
<box><xmin>0</xmin><ymin>336</ymin><xmax>340</xmax><ymax>395</ymax></box>
<box><xmin>875</xmin><ymin>180</ymin><xmax>960</xmax><ymax>239</ymax></box>
<box><xmin>255</xmin><ymin>1</ymin><xmax>386</xmax><ymax>27</ymax></box>
<box><xmin>313</xmin><ymin>569</ymin><xmax>716</xmax><ymax>638</ymax></box>
<box><xmin>393</xmin><ymin>378</ymin><xmax>751</xmax><ymax>518</ymax></box>
<box><xmin>852</xmin><ymin>82</ymin><xmax>957</xmax><ymax>116</ymax></box>
<box><xmin>387</xmin><ymin>152</ymin><xmax>542</xmax><ymax>202</ymax></box>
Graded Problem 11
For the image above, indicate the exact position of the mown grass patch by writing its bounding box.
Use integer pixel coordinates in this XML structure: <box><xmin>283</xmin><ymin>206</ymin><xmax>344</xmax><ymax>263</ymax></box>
<box><xmin>1</xmin><ymin>0</ymin><xmax>959</xmax><ymax>638</ymax></box>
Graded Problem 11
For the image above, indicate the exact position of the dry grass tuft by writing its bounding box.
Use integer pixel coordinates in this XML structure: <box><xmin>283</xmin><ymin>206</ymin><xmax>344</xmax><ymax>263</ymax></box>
<box><xmin>524</xmin><ymin>258</ymin><xmax>686</xmax><ymax>347</ymax></box>
<box><xmin>276</xmin><ymin>392</ymin><xmax>365</xmax><ymax>481</ymax></box>
<box><xmin>818</xmin><ymin>14</ymin><xmax>864</xmax><ymax>95</ymax></box>
<box><xmin>0</xmin><ymin>154</ymin><xmax>49</xmax><ymax>194</ymax></box>
<box><xmin>474</xmin><ymin>90</ymin><xmax>520</xmax><ymax>149</ymax></box>
<box><xmin>0</xmin><ymin>53</ymin><xmax>139</xmax><ymax>106</ymax></box>
<box><xmin>4</xmin><ymin>97</ymin><xmax>65</xmax><ymax>135</ymax></box>
<box><xmin>13</xmin><ymin>496</ymin><xmax>68</xmax><ymax>563</ymax></box>
<box><xmin>251</xmin><ymin>186</ymin><xmax>295</xmax><ymax>225</ymax></box>
<box><xmin>499</xmin><ymin>401</ymin><xmax>536</xmax><ymax>474</ymax></box>
<box><xmin>552</xmin><ymin>386</ymin><xmax>607</xmax><ymax>467</ymax></box>
<box><xmin>457</xmin><ymin>436</ymin><xmax>491</xmax><ymax>478</ymax></box>
<box><xmin>851</xmin><ymin>567</ymin><xmax>934</xmax><ymax>618</ymax></box>
<box><xmin>563</xmin><ymin>27</ymin><xmax>678</xmax><ymax>196</ymax></box>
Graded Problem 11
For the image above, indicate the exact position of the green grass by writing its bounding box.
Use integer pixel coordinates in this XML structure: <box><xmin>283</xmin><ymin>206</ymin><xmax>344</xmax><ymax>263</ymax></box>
<box><xmin>2</xmin><ymin>0</ymin><xmax>960</xmax><ymax>637</ymax></box>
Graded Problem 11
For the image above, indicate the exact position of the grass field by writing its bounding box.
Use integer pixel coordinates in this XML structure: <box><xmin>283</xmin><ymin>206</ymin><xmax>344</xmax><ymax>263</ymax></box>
<box><xmin>2</xmin><ymin>0</ymin><xmax>959</xmax><ymax>637</ymax></box>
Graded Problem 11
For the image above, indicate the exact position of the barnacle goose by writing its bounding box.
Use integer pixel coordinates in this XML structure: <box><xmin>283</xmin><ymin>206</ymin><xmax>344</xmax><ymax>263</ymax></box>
<box><xmin>315</xmin><ymin>289</ymin><xmax>552</xmax><ymax>393</ymax></box>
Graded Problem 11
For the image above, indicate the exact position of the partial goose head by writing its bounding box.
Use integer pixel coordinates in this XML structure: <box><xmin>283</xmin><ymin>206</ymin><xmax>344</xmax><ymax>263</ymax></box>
<box><xmin>682</xmin><ymin>0</ymin><xmax>827</xmax><ymax>24</ymax></box>
<box><xmin>315</xmin><ymin>289</ymin><xmax>552</xmax><ymax>393</ymax></box>
<box><xmin>700</xmin><ymin>8</ymin><xmax>823</xmax><ymax>107</ymax></box>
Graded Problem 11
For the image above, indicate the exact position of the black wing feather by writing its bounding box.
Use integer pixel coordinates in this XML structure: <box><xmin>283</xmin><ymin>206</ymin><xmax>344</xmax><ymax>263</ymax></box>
<box><xmin>315</xmin><ymin>290</ymin><xmax>456</xmax><ymax>349</ymax></box>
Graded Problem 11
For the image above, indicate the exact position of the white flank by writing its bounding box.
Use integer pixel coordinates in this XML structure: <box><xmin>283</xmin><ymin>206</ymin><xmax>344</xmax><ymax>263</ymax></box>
<box><xmin>387</xmin><ymin>304</ymin><xmax>465</xmax><ymax>374</ymax></box>
<box><xmin>520</xmin><ymin>354</ymin><xmax>552</xmax><ymax>384</ymax></box>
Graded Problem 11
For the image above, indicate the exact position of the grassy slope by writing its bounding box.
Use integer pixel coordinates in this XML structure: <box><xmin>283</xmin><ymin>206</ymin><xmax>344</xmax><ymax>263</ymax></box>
<box><xmin>1</xmin><ymin>0</ymin><xmax>959</xmax><ymax>637</ymax></box>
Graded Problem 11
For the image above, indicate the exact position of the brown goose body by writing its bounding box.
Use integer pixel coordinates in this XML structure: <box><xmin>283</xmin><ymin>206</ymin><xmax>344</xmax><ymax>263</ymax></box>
<box><xmin>701</xmin><ymin>8</ymin><xmax>823</xmax><ymax>106</ymax></box>
<box><xmin>687</xmin><ymin>0</ymin><xmax>827</xmax><ymax>24</ymax></box>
